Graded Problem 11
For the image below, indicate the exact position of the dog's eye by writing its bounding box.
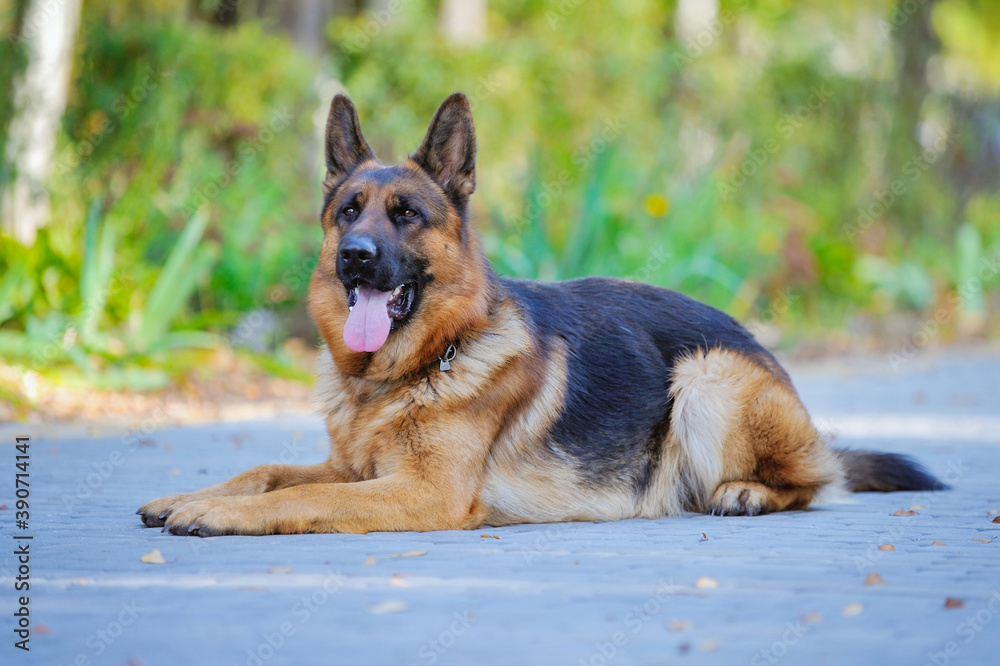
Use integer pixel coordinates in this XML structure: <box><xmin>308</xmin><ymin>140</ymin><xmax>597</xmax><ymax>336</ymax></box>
<box><xmin>398</xmin><ymin>209</ymin><xmax>419</xmax><ymax>222</ymax></box>
<box><xmin>341</xmin><ymin>206</ymin><xmax>357</xmax><ymax>217</ymax></box>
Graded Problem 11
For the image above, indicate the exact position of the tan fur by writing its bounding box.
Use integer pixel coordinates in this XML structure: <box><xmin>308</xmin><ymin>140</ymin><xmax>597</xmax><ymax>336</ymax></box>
<box><xmin>639</xmin><ymin>349</ymin><xmax>844</xmax><ymax>517</ymax></box>
<box><xmin>138</xmin><ymin>96</ymin><xmax>849</xmax><ymax>536</ymax></box>
<box><xmin>311</xmin><ymin>163</ymin><xmax>492</xmax><ymax>382</ymax></box>
<box><xmin>138</xmin><ymin>317</ymin><xmax>845</xmax><ymax>533</ymax></box>
<box><xmin>477</xmin><ymin>339</ymin><xmax>638</xmax><ymax>525</ymax></box>
<box><xmin>139</xmin><ymin>288</ymin><xmax>846</xmax><ymax>533</ymax></box>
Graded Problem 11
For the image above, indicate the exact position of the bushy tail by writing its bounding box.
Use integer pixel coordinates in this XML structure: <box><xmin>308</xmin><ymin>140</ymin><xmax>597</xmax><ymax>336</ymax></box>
<box><xmin>835</xmin><ymin>449</ymin><xmax>949</xmax><ymax>493</ymax></box>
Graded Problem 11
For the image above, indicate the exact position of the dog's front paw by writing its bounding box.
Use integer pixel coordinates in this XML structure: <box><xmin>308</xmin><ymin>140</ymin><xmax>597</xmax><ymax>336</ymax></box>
<box><xmin>137</xmin><ymin>493</ymin><xmax>195</xmax><ymax>528</ymax></box>
<box><xmin>709</xmin><ymin>481</ymin><xmax>772</xmax><ymax>516</ymax></box>
<box><xmin>162</xmin><ymin>497</ymin><xmax>262</xmax><ymax>537</ymax></box>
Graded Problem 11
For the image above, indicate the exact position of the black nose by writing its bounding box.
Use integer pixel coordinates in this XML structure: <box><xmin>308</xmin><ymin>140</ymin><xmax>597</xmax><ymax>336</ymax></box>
<box><xmin>339</xmin><ymin>236</ymin><xmax>378</xmax><ymax>267</ymax></box>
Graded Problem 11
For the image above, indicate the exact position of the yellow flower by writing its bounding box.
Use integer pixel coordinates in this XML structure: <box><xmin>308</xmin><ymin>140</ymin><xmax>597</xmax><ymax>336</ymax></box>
<box><xmin>644</xmin><ymin>194</ymin><xmax>670</xmax><ymax>217</ymax></box>
<box><xmin>756</xmin><ymin>231</ymin><xmax>780</xmax><ymax>256</ymax></box>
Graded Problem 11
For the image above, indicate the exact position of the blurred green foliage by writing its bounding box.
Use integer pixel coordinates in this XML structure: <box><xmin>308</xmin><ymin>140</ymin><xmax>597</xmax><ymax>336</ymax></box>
<box><xmin>330</xmin><ymin>0</ymin><xmax>1000</xmax><ymax>334</ymax></box>
<box><xmin>1</xmin><ymin>0</ymin><xmax>999</xmax><ymax>390</ymax></box>
<box><xmin>1</xmin><ymin>1</ymin><xmax>319</xmax><ymax>386</ymax></box>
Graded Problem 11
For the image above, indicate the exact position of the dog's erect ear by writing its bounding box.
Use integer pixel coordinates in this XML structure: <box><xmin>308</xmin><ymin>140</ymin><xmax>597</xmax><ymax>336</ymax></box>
<box><xmin>324</xmin><ymin>94</ymin><xmax>375</xmax><ymax>193</ymax></box>
<box><xmin>411</xmin><ymin>93</ymin><xmax>477</xmax><ymax>208</ymax></box>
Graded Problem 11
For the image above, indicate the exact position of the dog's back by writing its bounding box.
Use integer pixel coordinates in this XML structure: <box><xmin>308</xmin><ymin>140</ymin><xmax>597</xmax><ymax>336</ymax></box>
<box><xmin>477</xmin><ymin>276</ymin><xmax>944</xmax><ymax>526</ymax></box>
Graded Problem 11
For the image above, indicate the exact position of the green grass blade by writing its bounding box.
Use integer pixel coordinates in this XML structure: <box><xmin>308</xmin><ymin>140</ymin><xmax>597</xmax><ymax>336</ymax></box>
<box><xmin>79</xmin><ymin>201</ymin><xmax>118</xmax><ymax>346</ymax></box>
<box><xmin>0</xmin><ymin>254</ymin><xmax>29</xmax><ymax>325</ymax></box>
<box><xmin>561</xmin><ymin>143</ymin><xmax>615</xmax><ymax>278</ymax></box>
<box><xmin>79</xmin><ymin>198</ymin><xmax>101</xmax><ymax>328</ymax></box>
<box><xmin>956</xmin><ymin>223</ymin><xmax>984</xmax><ymax>315</ymax></box>
<box><xmin>136</xmin><ymin>211</ymin><xmax>216</xmax><ymax>351</ymax></box>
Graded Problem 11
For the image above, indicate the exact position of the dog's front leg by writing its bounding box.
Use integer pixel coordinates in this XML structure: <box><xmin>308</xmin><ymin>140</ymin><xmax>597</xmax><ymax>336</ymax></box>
<box><xmin>138</xmin><ymin>462</ymin><xmax>349</xmax><ymax>528</ymax></box>
<box><xmin>160</xmin><ymin>474</ymin><xmax>481</xmax><ymax>536</ymax></box>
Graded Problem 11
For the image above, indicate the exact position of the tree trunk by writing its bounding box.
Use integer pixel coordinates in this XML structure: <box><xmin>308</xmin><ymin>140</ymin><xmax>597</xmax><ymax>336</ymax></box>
<box><xmin>273</xmin><ymin>0</ymin><xmax>332</xmax><ymax>56</ymax></box>
<box><xmin>886</xmin><ymin>0</ymin><xmax>940</xmax><ymax>234</ymax></box>
<box><xmin>440</xmin><ymin>0</ymin><xmax>486</xmax><ymax>46</ymax></box>
<box><xmin>675</xmin><ymin>0</ymin><xmax>719</xmax><ymax>49</ymax></box>
<box><xmin>1</xmin><ymin>0</ymin><xmax>82</xmax><ymax>247</ymax></box>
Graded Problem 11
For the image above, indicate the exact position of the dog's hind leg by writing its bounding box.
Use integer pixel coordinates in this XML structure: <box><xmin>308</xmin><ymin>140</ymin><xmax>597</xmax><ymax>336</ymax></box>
<box><xmin>667</xmin><ymin>348</ymin><xmax>842</xmax><ymax>516</ymax></box>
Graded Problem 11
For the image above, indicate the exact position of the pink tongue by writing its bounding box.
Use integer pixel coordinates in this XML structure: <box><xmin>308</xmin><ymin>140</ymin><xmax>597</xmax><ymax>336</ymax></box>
<box><xmin>343</xmin><ymin>285</ymin><xmax>393</xmax><ymax>352</ymax></box>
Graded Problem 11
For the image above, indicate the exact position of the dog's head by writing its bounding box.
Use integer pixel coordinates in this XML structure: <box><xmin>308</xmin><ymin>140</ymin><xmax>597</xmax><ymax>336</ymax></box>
<box><xmin>309</xmin><ymin>93</ymin><xmax>492</xmax><ymax>378</ymax></box>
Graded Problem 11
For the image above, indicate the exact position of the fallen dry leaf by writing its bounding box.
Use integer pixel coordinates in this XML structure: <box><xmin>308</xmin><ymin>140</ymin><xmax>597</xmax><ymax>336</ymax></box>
<box><xmin>695</xmin><ymin>576</ymin><xmax>718</xmax><ymax>589</ymax></box>
<box><xmin>698</xmin><ymin>639</ymin><xmax>721</xmax><ymax>652</ymax></box>
<box><xmin>931</xmin><ymin>540</ymin><xmax>946</xmax><ymax>546</ymax></box>
<box><xmin>0</xmin><ymin>504</ymin><xmax>7</xmax><ymax>511</ymax></box>
<box><xmin>992</xmin><ymin>516</ymin><xmax>1000</xmax><ymax>524</ymax></box>
<box><xmin>972</xmin><ymin>538</ymin><xmax>994</xmax><ymax>544</ymax></box>
<box><xmin>893</xmin><ymin>510</ymin><xmax>916</xmax><ymax>517</ymax></box>
<box><xmin>268</xmin><ymin>566</ymin><xmax>294</xmax><ymax>574</ymax></box>
<box><xmin>841</xmin><ymin>602</ymin><xmax>864</xmax><ymax>617</ymax></box>
<box><xmin>878</xmin><ymin>544</ymin><xmax>895</xmax><ymax>551</ymax></box>
<box><xmin>944</xmin><ymin>598</ymin><xmax>965</xmax><ymax>609</ymax></box>
<box><xmin>390</xmin><ymin>574</ymin><xmax>411</xmax><ymax>588</ymax></box>
<box><xmin>389</xmin><ymin>550</ymin><xmax>427</xmax><ymax>558</ymax></box>
<box><xmin>35</xmin><ymin>624</ymin><xmax>51</xmax><ymax>635</ymax></box>
<box><xmin>367</xmin><ymin>601</ymin><xmax>408</xmax><ymax>615</ymax></box>
<box><xmin>988</xmin><ymin>509</ymin><xmax>998</xmax><ymax>516</ymax></box>
<box><xmin>800</xmin><ymin>612</ymin><xmax>823</xmax><ymax>625</ymax></box>
<box><xmin>668</xmin><ymin>619</ymin><xmax>693</xmax><ymax>632</ymax></box>
<box><xmin>699</xmin><ymin>533</ymin><xmax>709</xmax><ymax>542</ymax></box>
<box><xmin>363</xmin><ymin>555</ymin><xmax>377</xmax><ymax>566</ymax></box>
<box><xmin>480</xmin><ymin>534</ymin><xmax>501</xmax><ymax>539</ymax></box>
<box><xmin>910</xmin><ymin>505</ymin><xmax>925</xmax><ymax>511</ymax></box>
<box><xmin>864</xmin><ymin>573</ymin><xmax>886</xmax><ymax>586</ymax></box>
<box><xmin>140</xmin><ymin>549</ymin><xmax>166</xmax><ymax>564</ymax></box>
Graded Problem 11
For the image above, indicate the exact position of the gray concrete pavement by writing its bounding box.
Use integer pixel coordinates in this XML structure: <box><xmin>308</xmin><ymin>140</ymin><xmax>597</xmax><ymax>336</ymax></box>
<box><xmin>2</xmin><ymin>348</ymin><xmax>999</xmax><ymax>666</ymax></box>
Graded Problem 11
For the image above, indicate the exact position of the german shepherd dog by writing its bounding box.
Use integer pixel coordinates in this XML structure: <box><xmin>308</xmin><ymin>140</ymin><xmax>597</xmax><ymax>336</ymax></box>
<box><xmin>138</xmin><ymin>93</ymin><xmax>946</xmax><ymax>536</ymax></box>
